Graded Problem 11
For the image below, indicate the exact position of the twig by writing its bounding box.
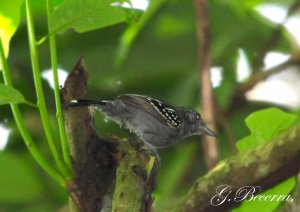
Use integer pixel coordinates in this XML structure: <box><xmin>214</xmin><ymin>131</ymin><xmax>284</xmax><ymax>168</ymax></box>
<box><xmin>195</xmin><ymin>0</ymin><xmax>218</xmax><ymax>169</ymax></box>
<box><xmin>229</xmin><ymin>58</ymin><xmax>300</xmax><ymax>113</ymax></box>
<box><xmin>240</xmin><ymin>58</ymin><xmax>300</xmax><ymax>95</ymax></box>
<box><xmin>252</xmin><ymin>0</ymin><xmax>300</xmax><ymax>71</ymax></box>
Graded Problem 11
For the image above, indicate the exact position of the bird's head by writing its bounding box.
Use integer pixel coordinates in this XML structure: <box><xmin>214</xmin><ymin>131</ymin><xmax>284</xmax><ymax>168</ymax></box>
<box><xmin>177</xmin><ymin>108</ymin><xmax>216</xmax><ymax>138</ymax></box>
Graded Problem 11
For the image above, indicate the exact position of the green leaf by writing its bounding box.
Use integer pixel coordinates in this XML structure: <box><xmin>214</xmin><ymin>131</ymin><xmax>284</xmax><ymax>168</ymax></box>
<box><xmin>0</xmin><ymin>152</ymin><xmax>42</xmax><ymax>203</ymax></box>
<box><xmin>233</xmin><ymin>177</ymin><xmax>296</xmax><ymax>212</ymax></box>
<box><xmin>0</xmin><ymin>83</ymin><xmax>26</xmax><ymax>105</ymax></box>
<box><xmin>0</xmin><ymin>0</ymin><xmax>23</xmax><ymax>70</ymax></box>
<box><xmin>51</xmin><ymin>0</ymin><xmax>127</xmax><ymax>34</ymax></box>
<box><xmin>236</xmin><ymin>108</ymin><xmax>297</xmax><ymax>153</ymax></box>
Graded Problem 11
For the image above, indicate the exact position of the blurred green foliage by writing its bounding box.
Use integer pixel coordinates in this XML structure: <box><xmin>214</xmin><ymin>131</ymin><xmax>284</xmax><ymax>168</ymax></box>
<box><xmin>0</xmin><ymin>0</ymin><xmax>299</xmax><ymax>211</ymax></box>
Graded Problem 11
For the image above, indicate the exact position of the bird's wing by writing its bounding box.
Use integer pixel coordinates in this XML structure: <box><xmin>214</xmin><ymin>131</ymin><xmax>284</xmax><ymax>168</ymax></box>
<box><xmin>116</xmin><ymin>94</ymin><xmax>181</xmax><ymax>128</ymax></box>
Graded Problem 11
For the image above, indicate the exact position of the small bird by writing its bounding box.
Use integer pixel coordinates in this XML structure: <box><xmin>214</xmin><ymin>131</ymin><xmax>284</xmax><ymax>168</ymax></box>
<box><xmin>68</xmin><ymin>94</ymin><xmax>216</xmax><ymax>163</ymax></box>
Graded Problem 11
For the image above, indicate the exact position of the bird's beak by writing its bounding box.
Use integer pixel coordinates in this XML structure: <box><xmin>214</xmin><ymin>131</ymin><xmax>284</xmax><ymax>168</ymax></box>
<box><xmin>199</xmin><ymin>125</ymin><xmax>217</xmax><ymax>137</ymax></box>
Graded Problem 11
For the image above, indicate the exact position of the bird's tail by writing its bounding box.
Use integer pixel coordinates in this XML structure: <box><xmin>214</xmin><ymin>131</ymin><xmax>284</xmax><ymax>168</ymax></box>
<box><xmin>68</xmin><ymin>99</ymin><xmax>108</xmax><ymax>107</ymax></box>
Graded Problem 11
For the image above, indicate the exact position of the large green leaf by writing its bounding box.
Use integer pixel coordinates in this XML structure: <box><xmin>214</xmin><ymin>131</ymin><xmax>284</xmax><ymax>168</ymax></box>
<box><xmin>0</xmin><ymin>0</ymin><xmax>23</xmax><ymax>69</ymax></box>
<box><xmin>236</xmin><ymin>108</ymin><xmax>297</xmax><ymax>152</ymax></box>
<box><xmin>0</xmin><ymin>83</ymin><xmax>26</xmax><ymax>105</ymax></box>
<box><xmin>51</xmin><ymin>0</ymin><xmax>127</xmax><ymax>34</ymax></box>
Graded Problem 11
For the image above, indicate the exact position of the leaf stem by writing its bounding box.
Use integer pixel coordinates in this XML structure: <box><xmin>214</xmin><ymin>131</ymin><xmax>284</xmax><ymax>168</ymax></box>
<box><xmin>25</xmin><ymin>0</ymin><xmax>71</xmax><ymax>179</ymax></box>
<box><xmin>0</xmin><ymin>38</ymin><xmax>66</xmax><ymax>187</ymax></box>
<box><xmin>24</xmin><ymin>101</ymin><xmax>38</xmax><ymax>108</ymax></box>
<box><xmin>46</xmin><ymin>0</ymin><xmax>73</xmax><ymax>171</ymax></box>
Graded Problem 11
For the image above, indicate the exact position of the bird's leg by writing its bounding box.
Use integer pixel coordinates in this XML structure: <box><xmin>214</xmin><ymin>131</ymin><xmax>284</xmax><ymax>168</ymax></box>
<box><xmin>140</xmin><ymin>143</ymin><xmax>161</xmax><ymax>167</ymax></box>
<box><xmin>123</xmin><ymin>125</ymin><xmax>143</xmax><ymax>150</ymax></box>
<box><xmin>128</xmin><ymin>132</ymin><xmax>143</xmax><ymax>150</ymax></box>
<box><xmin>122</xmin><ymin>124</ymin><xmax>160</xmax><ymax>166</ymax></box>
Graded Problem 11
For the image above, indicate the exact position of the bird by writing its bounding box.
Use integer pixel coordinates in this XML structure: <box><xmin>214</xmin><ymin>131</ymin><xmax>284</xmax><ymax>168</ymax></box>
<box><xmin>68</xmin><ymin>94</ymin><xmax>216</xmax><ymax>163</ymax></box>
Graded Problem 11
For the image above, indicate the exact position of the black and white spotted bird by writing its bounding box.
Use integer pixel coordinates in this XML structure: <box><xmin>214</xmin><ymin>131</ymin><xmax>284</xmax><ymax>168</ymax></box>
<box><xmin>68</xmin><ymin>94</ymin><xmax>216</xmax><ymax>162</ymax></box>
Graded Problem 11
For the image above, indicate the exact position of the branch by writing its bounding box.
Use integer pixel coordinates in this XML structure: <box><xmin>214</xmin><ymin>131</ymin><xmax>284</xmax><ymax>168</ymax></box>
<box><xmin>174</xmin><ymin>125</ymin><xmax>300</xmax><ymax>212</ymax></box>
<box><xmin>238</xmin><ymin>58</ymin><xmax>300</xmax><ymax>95</ymax></box>
<box><xmin>228</xmin><ymin>58</ymin><xmax>300</xmax><ymax>113</ymax></box>
<box><xmin>195</xmin><ymin>0</ymin><xmax>218</xmax><ymax>169</ymax></box>
<box><xmin>111</xmin><ymin>139</ymin><xmax>157</xmax><ymax>212</ymax></box>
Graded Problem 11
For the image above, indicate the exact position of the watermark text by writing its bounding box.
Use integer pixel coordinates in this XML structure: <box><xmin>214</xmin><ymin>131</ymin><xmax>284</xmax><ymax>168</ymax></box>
<box><xmin>210</xmin><ymin>185</ymin><xmax>293</xmax><ymax>206</ymax></box>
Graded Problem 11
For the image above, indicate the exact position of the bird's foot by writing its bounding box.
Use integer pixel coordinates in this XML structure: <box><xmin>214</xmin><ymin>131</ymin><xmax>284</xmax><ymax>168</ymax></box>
<box><xmin>140</xmin><ymin>145</ymin><xmax>161</xmax><ymax>167</ymax></box>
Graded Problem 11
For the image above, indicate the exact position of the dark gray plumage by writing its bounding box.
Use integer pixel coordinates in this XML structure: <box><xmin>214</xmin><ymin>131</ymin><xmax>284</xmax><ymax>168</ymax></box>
<box><xmin>69</xmin><ymin>94</ymin><xmax>216</xmax><ymax>162</ymax></box>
